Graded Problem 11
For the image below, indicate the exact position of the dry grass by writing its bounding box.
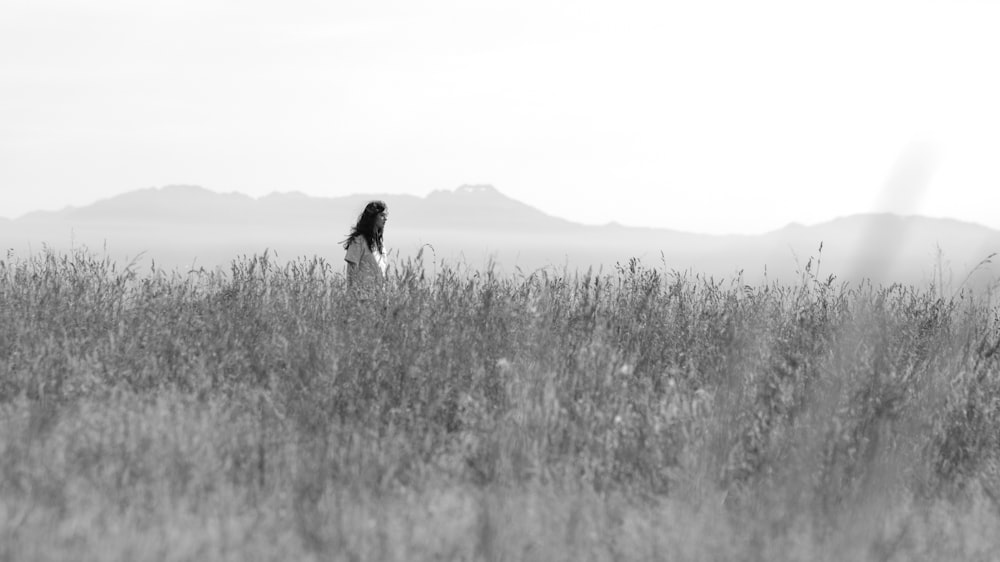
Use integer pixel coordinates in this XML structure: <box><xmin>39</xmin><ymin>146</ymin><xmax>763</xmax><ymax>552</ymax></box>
<box><xmin>2</xmin><ymin>248</ymin><xmax>1000</xmax><ymax>561</ymax></box>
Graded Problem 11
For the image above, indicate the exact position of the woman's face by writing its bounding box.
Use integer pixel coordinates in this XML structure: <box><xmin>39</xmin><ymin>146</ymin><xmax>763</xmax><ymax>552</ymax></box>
<box><xmin>375</xmin><ymin>210</ymin><xmax>388</xmax><ymax>229</ymax></box>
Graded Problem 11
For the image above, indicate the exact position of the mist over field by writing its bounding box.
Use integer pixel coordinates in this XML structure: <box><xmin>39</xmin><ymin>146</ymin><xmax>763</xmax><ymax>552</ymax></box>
<box><xmin>4</xmin><ymin>184</ymin><xmax>999</xmax><ymax>291</ymax></box>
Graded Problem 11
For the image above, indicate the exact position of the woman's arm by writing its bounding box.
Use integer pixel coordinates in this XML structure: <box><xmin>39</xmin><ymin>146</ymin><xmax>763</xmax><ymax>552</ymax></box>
<box><xmin>345</xmin><ymin>261</ymin><xmax>359</xmax><ymax>285</ymax></box>
<box><xmin>344</xmin><ymin>237</ymin><xmax>363</xmax><ymax>285</ymax></box>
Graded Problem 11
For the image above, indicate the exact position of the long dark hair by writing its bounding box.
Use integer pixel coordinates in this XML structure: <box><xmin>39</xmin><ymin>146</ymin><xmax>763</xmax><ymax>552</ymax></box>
<box><xmin>342</xmin><ymin>200</ymin><xmax>387</xmax><ymax>253</ymax></box>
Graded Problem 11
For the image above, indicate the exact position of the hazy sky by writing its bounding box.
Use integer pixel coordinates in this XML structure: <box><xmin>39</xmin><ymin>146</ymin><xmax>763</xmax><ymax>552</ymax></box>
<box><xmin>3</xmin><ymin>0</ymin><xmax>999</xmax><ymax>234</ymax></box>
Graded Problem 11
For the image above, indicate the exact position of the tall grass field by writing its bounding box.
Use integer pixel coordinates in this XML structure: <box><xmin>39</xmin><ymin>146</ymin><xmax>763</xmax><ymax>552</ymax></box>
<box><xmin>3</xmin><ymin>248</ymin><xmax>1000</xmax><ymax>561</ymax></box>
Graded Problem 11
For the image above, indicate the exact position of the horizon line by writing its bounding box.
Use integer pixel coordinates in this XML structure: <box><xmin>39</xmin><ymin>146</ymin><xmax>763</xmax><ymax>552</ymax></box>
<box><xmin>2</xmin><ymin>183</ymin><xmax>996</xmax><ymax>237</ymax></box>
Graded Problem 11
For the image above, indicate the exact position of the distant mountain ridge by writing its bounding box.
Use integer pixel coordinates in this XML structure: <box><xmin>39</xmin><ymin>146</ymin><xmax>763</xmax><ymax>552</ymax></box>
<box><xmin>19</xmin><ymin>184</ymin><xmax>574</xmax><ymax>231</ymax></box>
<box><xmin>4</xmin><ymin>184</ymin><xmax>1000</xmax><ymax>287</ymax></box>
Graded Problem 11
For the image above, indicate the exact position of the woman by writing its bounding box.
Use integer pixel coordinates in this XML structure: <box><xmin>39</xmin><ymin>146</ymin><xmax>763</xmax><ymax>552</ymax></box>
<box><xmin>343</xmin><ymin>200</ymin><xmax>388</xmax><ymax>289</ymax></box>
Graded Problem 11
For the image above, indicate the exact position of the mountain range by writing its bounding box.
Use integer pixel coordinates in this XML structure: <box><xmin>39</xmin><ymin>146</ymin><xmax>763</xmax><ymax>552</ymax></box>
<box><xmin>3</xmin><ymin>184</ymin><xmax>999</xmax><ymax>288</ymax></box>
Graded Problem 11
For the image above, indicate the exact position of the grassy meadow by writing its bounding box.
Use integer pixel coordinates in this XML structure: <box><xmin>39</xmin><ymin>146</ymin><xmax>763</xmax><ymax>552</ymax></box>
<box><xmin>3</xmin><ymin>248</ymin><xmax>1000</xmax><ymax>561</ymax></box>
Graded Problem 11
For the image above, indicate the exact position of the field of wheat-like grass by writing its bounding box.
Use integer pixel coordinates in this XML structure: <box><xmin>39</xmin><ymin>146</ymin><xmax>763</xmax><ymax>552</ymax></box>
<box><xmin>2</xmin><ymin>249</ymin><xmax>1000</xmax><ymax>561</ymax></box>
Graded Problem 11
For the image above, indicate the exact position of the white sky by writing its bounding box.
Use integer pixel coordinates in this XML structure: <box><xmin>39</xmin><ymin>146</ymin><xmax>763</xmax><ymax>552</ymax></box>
<box><xmin>2</xmin><ymin>0</ymin><xmax>999</xmax><ymax>234</ymax></box>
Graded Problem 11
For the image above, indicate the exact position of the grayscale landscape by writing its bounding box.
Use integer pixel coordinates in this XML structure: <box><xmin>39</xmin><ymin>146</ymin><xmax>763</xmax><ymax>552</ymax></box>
<box><xmin>5</xmin><ymin>0</ymin><xmax>1000</xmax><ymax>560</ymax></box>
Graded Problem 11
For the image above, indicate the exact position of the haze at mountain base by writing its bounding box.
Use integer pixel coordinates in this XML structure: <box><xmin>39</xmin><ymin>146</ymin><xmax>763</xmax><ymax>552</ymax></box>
<box><xmin>2</xmin><ymin>185</ymin><xmax>998</xmax><ymax>289</ymax></box>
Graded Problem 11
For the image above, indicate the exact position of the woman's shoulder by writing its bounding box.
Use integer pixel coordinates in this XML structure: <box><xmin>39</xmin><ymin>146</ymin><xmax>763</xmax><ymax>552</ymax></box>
<box><xmin>347</xmin><ymin>235</ymin><xmax>373</xmax><ymax>255</ymax></box>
